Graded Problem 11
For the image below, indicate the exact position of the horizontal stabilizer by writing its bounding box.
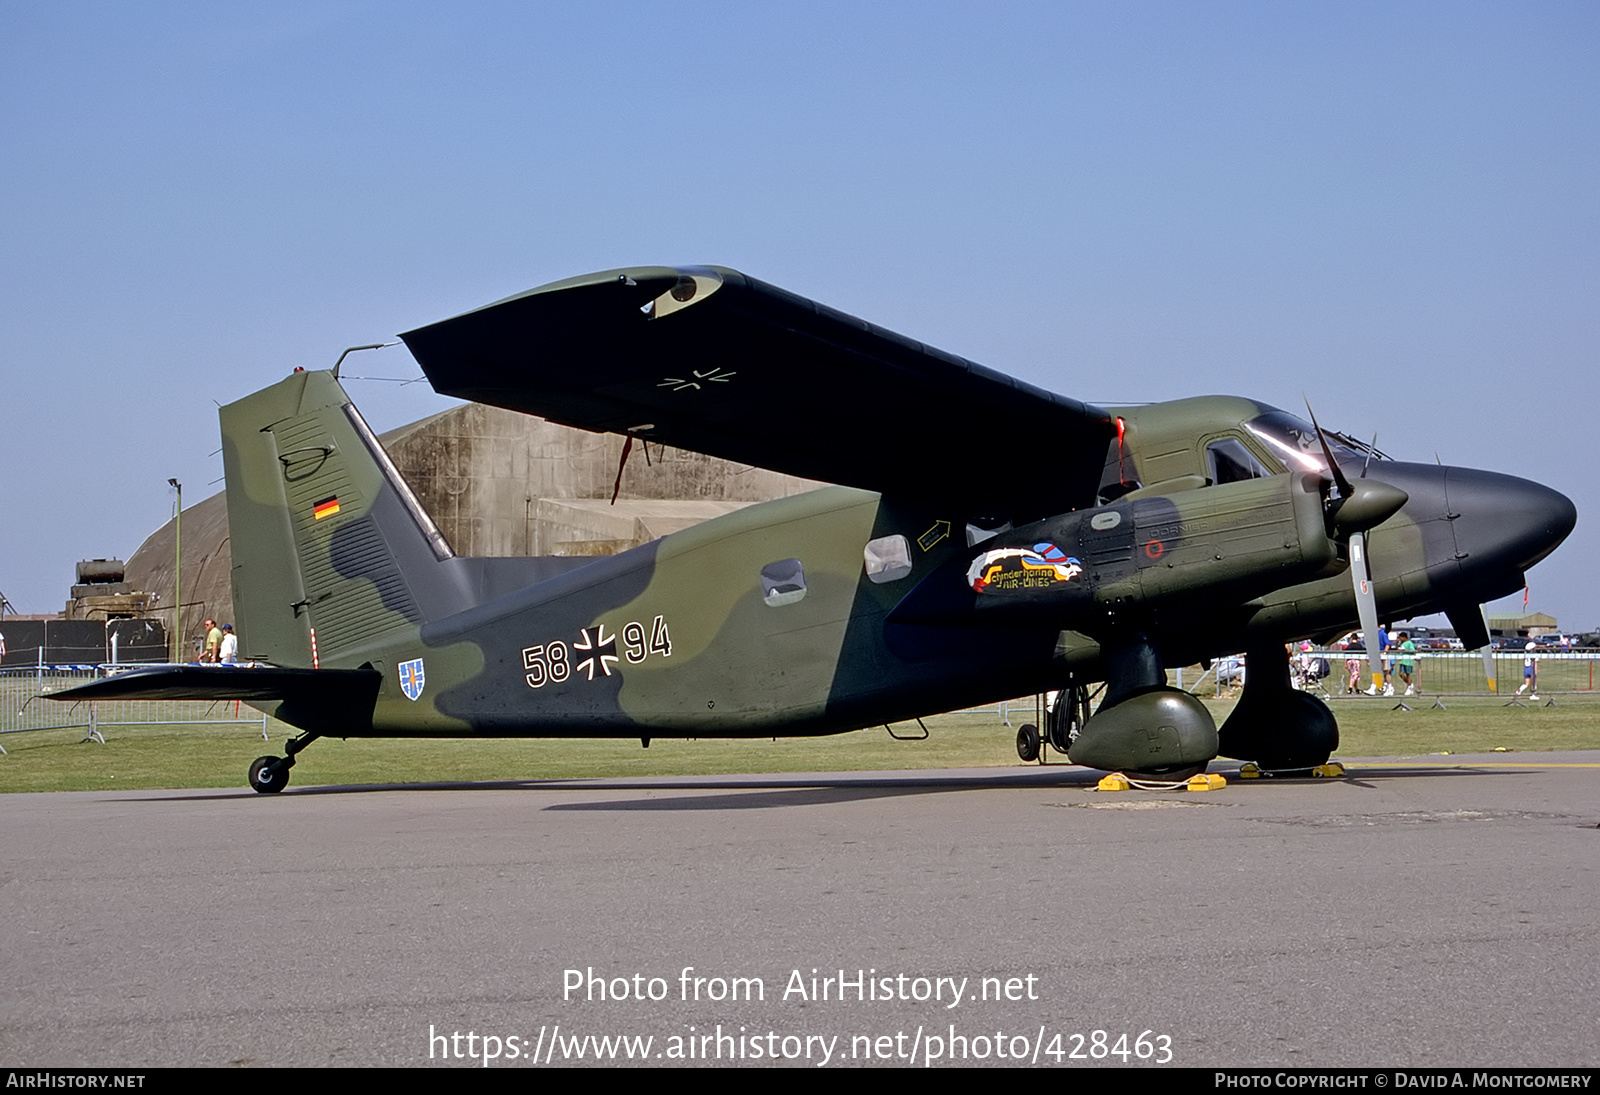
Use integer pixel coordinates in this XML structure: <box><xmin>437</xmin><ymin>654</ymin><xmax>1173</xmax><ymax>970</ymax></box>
<box><xmin>48</xmin><ymin>667</ymin><xmax>381</xmax><ymax>732</ymax></box>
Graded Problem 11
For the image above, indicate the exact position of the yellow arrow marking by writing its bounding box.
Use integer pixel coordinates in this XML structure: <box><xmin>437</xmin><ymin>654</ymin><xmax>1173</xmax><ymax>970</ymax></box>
<box><xmin>917</xmin><ymin>520</ymin><xmax>950</xmax><ymax>551</ymax></box>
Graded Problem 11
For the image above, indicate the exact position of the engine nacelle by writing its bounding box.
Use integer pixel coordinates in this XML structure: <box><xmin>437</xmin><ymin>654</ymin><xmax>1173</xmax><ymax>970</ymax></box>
<box><xmin>889</xmin><ymin>472</ymin><xmax>1336</xmax><ymax>629</ymax></box>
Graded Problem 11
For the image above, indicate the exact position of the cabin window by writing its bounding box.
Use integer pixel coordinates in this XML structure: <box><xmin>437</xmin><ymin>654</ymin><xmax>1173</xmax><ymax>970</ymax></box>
<box><xmin>864</xmin><ymin>535</ymin><xmax>913</xmax><ymax>583</ymax></box>
<box><xmin>1206</xmin><ymin>438</ymin><xmax>1272</xmax><ymax>485</ymax></box>
<box><xmin>965</xmin><ymin>520</ymin><xmax>1012</xmax><ymax>547</ymax></box>
<box><xmin>761</xmin><ymin>559</ymin><xmax>807</xmax><ymax>607</ymax></box>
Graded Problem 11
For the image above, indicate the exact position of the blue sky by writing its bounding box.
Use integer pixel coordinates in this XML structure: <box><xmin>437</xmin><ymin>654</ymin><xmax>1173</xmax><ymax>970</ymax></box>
<box><xmin>3</xmin><ymin>2</ymin><xmax>1595</xmax><ymax>628</ymax></box>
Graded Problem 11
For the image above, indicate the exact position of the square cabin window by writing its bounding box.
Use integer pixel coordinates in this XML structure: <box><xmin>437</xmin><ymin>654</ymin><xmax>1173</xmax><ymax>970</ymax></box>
<box><xmin>761</xmin><ymin>559</ymin><xmax>807</xmax><ymax>607</ymax></box>
<box><xmin>863</xmin><ymin>534</ymin><xmax>913</xmax><ymax>584</ymax></box>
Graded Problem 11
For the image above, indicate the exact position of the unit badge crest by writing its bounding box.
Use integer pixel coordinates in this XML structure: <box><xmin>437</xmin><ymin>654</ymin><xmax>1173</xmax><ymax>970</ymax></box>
<box><xmin>399</xmin><ymin>658</ymin><xmax>426</xmax><ymax>701</ymax></box>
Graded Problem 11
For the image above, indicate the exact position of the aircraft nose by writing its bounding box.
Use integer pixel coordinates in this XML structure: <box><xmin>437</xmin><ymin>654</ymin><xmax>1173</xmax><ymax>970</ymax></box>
<box><xmin>1446</xmin><ymin>467</ymin><xmax>1577</xmax><ymax>573</ymax></box>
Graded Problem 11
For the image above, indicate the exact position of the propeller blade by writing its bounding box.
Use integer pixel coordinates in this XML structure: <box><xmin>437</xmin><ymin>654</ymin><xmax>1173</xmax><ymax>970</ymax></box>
<box><xmin>1303</xmin><ymin>397</ymin><xmax>1353</xmax><ymax>497</ymax></box>
<box><xmin>1349</xmin><ymin>530</ymin><xmax>1383</xmax><ymax>691</ymax></box>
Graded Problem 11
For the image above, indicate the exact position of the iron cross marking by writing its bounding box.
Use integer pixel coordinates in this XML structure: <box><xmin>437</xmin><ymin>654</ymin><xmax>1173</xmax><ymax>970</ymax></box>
<box><xmin>574</xmin><ymin>625</ymin><xmax>619</xmax><ymax>680</ymax></box>
<box><xmin>658</xmin><ymin>368</ymin><xmax>737</xmax><ymax>392</ymax></box>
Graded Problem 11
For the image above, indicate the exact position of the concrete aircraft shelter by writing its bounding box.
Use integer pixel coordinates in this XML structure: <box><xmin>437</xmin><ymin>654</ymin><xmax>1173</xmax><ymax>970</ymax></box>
<box><xmin>123</xmin><ymin>401</ymin><xmax>820</xmax><ymax>657</ymax></box>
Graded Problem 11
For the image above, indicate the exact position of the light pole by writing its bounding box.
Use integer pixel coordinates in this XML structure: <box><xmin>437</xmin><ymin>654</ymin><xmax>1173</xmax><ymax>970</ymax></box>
<box><xmin>168</xmin><ymin>478</ymin><xmax>181</xmax><ymax>663</ymax></box>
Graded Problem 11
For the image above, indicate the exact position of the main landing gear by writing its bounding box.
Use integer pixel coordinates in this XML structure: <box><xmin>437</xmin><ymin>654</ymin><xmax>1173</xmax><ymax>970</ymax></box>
<box><xmin>248</xmin><ymin>731</ymin><xmax>320</xmax><ymax>794</ymax></box>
<box><xmin>1066</xmin><ymin>634</ymin><xmax>1219</xmax><ymax>781</ymax></box>
<box><xmin>1016</xmin><ymin>678</ymin><xmax>1095</xmax><ymax>763</ymax></box>
<box><xmin>1217</xmin><ymin>642</ymin><xmax>1337</xmax><ymax>773</ymax></box>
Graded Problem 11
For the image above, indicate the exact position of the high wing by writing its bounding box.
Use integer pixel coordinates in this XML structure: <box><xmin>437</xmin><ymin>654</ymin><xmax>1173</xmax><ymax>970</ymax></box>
<box><xmin>400</xmin><ymin>265</ymin><xmax>1116</xmax><ymax>519</ymax></box>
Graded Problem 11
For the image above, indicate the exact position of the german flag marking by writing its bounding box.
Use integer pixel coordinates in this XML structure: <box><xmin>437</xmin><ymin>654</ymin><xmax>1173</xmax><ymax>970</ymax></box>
<box><xmin>313</xmin><ymin>496</ymin><xmax>341</xmax><ymax>520</ymax></box>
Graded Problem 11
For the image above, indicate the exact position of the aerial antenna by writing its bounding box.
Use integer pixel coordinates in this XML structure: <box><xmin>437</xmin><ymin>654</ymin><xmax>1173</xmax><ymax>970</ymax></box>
<box><xmin>331</xmin><ymin>343</ymin><xmax>396</xmax><ymax>379</ymax></box>
<box><xmin>611</xmin><ymin>436</ymin><xmax>634</xmax><ymax>505</ymax></box>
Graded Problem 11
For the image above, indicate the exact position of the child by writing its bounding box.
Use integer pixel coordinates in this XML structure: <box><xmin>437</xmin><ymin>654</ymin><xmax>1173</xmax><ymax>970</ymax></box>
<box><xmin>1395</xmin><ymin>632</ymin><xmax>1417</xmax><ymax>696</ymax></box>
<box><xmin>1515</xmin><ymin>641</ymin><xmax>1539</xmax><ymax>700</ymax></box>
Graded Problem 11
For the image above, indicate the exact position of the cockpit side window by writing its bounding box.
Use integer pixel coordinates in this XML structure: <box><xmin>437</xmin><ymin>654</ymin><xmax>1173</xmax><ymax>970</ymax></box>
<box><xmin>1207</xmin><ymin>438</ymin><xmax>1273</xmax><ymax>485</ymax></box>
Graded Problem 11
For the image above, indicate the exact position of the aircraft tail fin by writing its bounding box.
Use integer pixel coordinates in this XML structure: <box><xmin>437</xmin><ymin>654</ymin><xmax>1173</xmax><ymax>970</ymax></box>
<box><xmin>221</xmin><ymin>369</ymin><xmax>456</xmax><ymax>668</ymax></box>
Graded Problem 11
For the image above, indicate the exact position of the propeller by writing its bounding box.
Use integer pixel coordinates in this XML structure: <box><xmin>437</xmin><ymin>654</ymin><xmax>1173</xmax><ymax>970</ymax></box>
<box><xmin>1305</xmin><ymin>401</ymin><xmax>1407</xmax><ymax>693</ymax></box>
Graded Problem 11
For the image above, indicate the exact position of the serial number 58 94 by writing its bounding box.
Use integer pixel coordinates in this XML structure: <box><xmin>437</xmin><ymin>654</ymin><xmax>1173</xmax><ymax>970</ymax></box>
<box><xmin>522</xmin><ymin>615</ymin><xmax>672</xmax><ymax>688</ymax></box>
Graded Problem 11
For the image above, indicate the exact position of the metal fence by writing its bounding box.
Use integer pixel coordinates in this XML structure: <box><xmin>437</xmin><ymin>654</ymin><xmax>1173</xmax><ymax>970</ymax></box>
<box><xmin>0</xmin><ymin>667</ymin><xmax>267</xmax><ymax>753</ymax></box>
<box><xmin>1193</xmin><ymin>649</ymin><xmax>1600</xmax><ymax>699</ymax></box>
<box><xmin>4</xmin><ymin>649</ymin><xmax>1592</xmax><ymax>756</ymax></box>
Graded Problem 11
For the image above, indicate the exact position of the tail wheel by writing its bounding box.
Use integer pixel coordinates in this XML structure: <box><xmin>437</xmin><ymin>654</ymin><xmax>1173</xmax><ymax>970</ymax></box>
<box><xmin>249</xmin><ymin>756</ymin><xmax>290</xmax><ymax>794</ymax></box>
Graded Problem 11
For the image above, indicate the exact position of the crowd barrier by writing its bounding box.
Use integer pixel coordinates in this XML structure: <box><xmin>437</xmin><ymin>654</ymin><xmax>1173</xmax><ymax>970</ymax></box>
<box><xmin>1195</xmin><ymin>649</ymin><xmax>1598</xmax><ymax>698</ymax></box>
<box><xmin>5</xmin><ymin>650</ymin><xmax>1590</xmax><ymax>757</ymax></box>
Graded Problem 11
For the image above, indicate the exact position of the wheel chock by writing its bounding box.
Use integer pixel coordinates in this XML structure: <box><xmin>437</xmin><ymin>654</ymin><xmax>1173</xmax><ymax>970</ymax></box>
<box><xmin>1097</xmin><ymin>773</ymin><xmax>1132</xmax><ymax>791</ymax></box>
<box><xmin>1184</xmin><ymin>773</ymin><xmax>1227</xmax><ymax>791</ymax></box>
<box><xmin>1240</xmin><ymin>761</ymin><xmax>1342</xmax><ymax>780</ymax></box>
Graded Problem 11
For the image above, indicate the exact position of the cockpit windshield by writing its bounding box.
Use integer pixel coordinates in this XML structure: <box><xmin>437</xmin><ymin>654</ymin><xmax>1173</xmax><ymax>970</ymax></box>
<box><xmin>1244</xmin><ymin>411</ymin><xmax>1386</xmax><ymax>476</ymax></box>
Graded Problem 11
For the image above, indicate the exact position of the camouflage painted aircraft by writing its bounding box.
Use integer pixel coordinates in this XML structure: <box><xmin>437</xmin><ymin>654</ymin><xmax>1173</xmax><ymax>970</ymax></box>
<box><xmin>57</xmin><ymin>266</ymin><xmax>1576</xmax><ymax>791</ymax></box>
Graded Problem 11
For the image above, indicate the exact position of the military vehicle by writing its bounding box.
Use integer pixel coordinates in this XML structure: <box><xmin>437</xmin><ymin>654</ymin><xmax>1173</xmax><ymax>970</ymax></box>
<box><xmin>56</xmin><ymin>266</ymin><xmax>1577</xmax><ymax>791</ymax></box>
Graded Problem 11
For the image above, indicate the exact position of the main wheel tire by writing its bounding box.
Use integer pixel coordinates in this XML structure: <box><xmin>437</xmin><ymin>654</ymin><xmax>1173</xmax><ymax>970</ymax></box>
<box><xmin>1016</xmin><ymin>723</ymin><xmax>1041</xmax><ymax>762</ymax></box>
<box><xmin>249</xmin><ymin>755</ymin><xmax>290</xmax><ymax>794</ymax></box>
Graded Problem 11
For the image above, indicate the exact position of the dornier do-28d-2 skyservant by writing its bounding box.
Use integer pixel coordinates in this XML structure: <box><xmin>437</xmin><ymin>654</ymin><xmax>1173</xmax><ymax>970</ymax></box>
<box><xmin>57</xmin><ymin>266</ymin><xmax>1576</xmax><ymax>791</ymax></box>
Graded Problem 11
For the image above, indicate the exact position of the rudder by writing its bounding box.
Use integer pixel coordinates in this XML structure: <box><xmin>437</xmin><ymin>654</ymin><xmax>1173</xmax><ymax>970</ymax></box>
<box><xmin>221</xmin><ymin>369</ymin><xmax>455</xmax><ymax>668</ymax></box>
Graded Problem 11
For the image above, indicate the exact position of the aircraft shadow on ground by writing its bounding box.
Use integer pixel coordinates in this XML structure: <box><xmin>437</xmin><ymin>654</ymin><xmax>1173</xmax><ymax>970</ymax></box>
<box><xmin>139</xmin><ymin>760</ymin><xmax>1521</xmax><ymax>809</ymax></box>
